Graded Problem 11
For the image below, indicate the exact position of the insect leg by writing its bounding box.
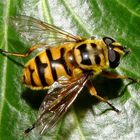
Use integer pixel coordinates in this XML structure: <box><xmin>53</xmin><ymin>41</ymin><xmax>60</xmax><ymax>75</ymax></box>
<box><xmin>101</xmin><ymin>70</ymin><xmax>137</xmax><ymax>83</ymax></box>
<box><xmin>0</xmin><ymin>44</ymin><xmax>43</xmax><ymax>57</ymax></box>
<box><xmin>86</xmin><ymin>80</ymin><xmax>120</xmax><ymax>113</ymax></box>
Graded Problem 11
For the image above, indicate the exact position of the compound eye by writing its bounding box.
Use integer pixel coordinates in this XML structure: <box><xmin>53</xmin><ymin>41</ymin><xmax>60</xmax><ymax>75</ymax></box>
<box><xmin>108</xmin><ymin>48</ymin><xmax>120</xmax><ymax>68</ymax></box>
<box><xmin>103</xmin><ymin>37</ymin><xmax>115</xmax><ymax>46</ymax></box>
<box><xmin>108</xmin><ymin>48</ymin><xmax>116</xmax><ymax>62</ymax></box>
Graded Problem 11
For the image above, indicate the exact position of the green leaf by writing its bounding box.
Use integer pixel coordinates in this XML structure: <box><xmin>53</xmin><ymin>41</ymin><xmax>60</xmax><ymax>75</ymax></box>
<box><xmin>0</xmin><ymin>0</ymin><xmax>140</xmax><ymax>140</ymax></box>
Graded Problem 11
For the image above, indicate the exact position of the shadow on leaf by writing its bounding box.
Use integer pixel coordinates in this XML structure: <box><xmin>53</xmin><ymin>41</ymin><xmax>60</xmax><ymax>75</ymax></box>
<box><xmin>74</xmin><ymin>76</ymin><xmax>123</xmax><ymax>109</ymax></box>
<box><xmin>21</xmin><ymin>75</ymin><xmax>126</xmax><ymax>111</ymax></box>
<box><xmin>21</xmin><ymin>89</ymin><xmax>47</xmax><ymax>110</ymax></box>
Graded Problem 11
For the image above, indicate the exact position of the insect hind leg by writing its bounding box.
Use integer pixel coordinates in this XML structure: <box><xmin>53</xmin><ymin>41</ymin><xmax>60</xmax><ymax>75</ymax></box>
<box><xmin>87</xmin><ymin>80</ymin><xmax>120</xmax><ymax>113</ymax></box>
<box><xmin>0</xmin><ymin>44</ymin><xmax>43</xmax><ymax>57</ymax></box>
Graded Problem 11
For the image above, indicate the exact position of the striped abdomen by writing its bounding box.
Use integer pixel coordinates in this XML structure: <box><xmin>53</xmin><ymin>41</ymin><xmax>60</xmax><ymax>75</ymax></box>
<box><xmin>22</xmin><ymin>46</ymin><xmax>72</xmax><ymax>89</ymax></box>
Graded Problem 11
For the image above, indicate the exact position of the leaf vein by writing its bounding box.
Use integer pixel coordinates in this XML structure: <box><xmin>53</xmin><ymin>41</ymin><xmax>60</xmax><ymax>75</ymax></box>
<box><xmin>61</xmin><ymin>0</ymin><xmax>92</xmax><ymax>36</ymax></box>
<box><xmin>72</xmin><ymin>106</ymin><xmax>86</xmax><ymax>140</ymax></box>
<box><xmin>0</xmin><ymin>0</ymin><xmax>11</xmax><ymax>129</ymax></box>
<box><xmin>116</xmin><ymin>0</ymin><xmax>140</xmax><ymax>18</ymax></box>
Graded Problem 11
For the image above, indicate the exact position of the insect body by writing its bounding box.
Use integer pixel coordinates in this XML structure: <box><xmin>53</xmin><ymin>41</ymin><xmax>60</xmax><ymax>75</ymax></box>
<box><xmin>23</xmin><ymin>39</ymin><xmax>109</xmax><ymax>89</ymax></box>
<box><xmin>0</xmin><ymin>16</ymin><xmax>135</xmax><ymax>134</ymax></box>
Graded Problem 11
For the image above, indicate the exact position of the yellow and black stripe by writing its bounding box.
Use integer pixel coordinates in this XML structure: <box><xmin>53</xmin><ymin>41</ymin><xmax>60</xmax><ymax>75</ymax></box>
<box><xmin>22</xmin><ymin>46</ymin><xmax>72</xmax><ymax>89</ymax></box>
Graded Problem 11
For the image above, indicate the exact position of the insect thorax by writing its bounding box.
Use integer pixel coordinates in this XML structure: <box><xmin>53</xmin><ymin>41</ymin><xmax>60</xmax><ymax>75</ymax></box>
<box><xmin>73</xmin><ymin>39</ymin><xmax>109</xmax><ymax>74</ymax></box>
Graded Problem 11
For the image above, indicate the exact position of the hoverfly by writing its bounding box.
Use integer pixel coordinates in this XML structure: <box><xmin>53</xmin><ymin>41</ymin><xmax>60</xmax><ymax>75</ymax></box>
<box><xmin>0</xmin><ymin>15</ymin><xmax>136</xmax><ymax>134</ymax></box>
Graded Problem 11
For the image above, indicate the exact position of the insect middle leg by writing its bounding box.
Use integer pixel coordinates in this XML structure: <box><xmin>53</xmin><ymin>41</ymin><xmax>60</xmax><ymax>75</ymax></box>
<box><xmin>101</xmin><ymin>70</ymin><xmax>137</xmax><ymax>83</ymax></box>
<box><xmin>0</xmin><ymin>44</ymin><xmax>44</xmax><ymax>57</ymax></box>
<box><xmin>86</xmin><ymin>80</ymin><xmax>120</xmax><ymax>113</ymax></box>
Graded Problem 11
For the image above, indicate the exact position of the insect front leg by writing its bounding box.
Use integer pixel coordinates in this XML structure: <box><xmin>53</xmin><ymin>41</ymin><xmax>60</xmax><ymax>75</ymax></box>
<box><xmin>101</xmin><ymin>70</ymin><xmax>137</xmax><ymax>83</ymax></box>
<box><xmin>86</xmin><ymin>80</ymin><xmax>120</xmax><ymax>113</ymax></box>
<box><xmin>0</xmin><ymin>44</ymin><xmax>43</xmax><ymax>57</ymax></box>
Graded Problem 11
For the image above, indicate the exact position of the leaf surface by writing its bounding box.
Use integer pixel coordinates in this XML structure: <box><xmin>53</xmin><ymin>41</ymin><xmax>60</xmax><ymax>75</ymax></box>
<box><xmin>0</xmin><ymin>0</ymin><xmax>140</xmax><ymax>140</ymax></box>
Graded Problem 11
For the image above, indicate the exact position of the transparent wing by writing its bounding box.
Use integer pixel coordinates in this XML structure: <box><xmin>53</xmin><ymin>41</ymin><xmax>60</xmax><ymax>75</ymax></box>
<box><xmin>24</xmin><ymin>74</ymin><xmax>89</xmax><ymax>135</ymax></box>
<box><xmin>10</xmin><ymin>15</ymin><xmax>82</xmax><ymax>45</ymax></box>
